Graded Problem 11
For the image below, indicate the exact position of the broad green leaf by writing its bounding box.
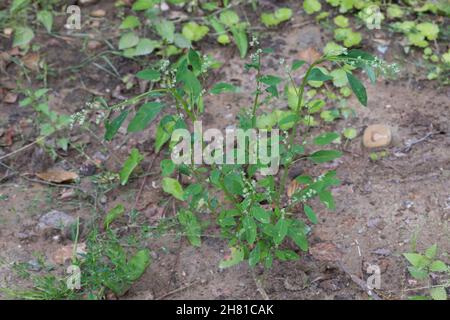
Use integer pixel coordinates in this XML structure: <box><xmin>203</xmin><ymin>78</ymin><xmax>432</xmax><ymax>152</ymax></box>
<box><xmin>104</xmin><ymin>204</ymin><xmax>125</xmax><ymax>229</ymax></box>
<box><xmin>407</xmin><ymin>266</ymin><xmax>428</xmax><ymax>280</ymax></box>
<box><xmin>309</xmin><ymin>150</ymin><xmax>342</xmax><ymax>163</ymax></box>
<box><xmin>10</xmin><ymin>0</ymin><xmax>29</xmax><ymax>13</ymax></box>
<box><xmin>430</xmin><ymin>287</ymin><xmax>447</xmax><ymax>300</ymax></box>
<box><xmin>291</xmin><ymin>59</ymin><xmax>306</xmax><ymax>71</ymax></box>
<box><xmin>425</xmin><ymin>244</ymin><xmax>438</xmax><ymax>259</ymax></box>
<box><xmin>219</xmin><ymin>246</ymin><xmax>245</xmax><ymax>268</ymax></box>
<box><xmin>13</xmin><ymin>26</ymin><xmax>34</xmax><ymax>47</ymax></box>
<box><xmin>37</xmin><ymin>10</ymin><xmax>53</xmax><ymax>33</ymax></box>
<box><xmin>105</xmin><ymin>110</ymin><xmax>129</xmax><ymax>141</ymax></box>
<box><xmin>289</xmin><ymin>227</ymin><xmax>308</xmax><ymax>251</ymax></box>
<box><xmin>173</xmin><ymin>33</ymin><xmax>191</xmax><ymax>48</ymax></box>
<box><xmin>417</xmin><ymin>22</ymin><xmax>439</xmax><ymax>40</ymax></box>
<box><xmin>131</xmin><ymin>38</ymin><xmax>158</xmax><ymax>56</ymax></box>
<box><xmin>273</xmin><ymin>218</ymin><xmax>288</xmax><ymax>245</ymax></box>
<box><xmin>127</xmin><ymin>102</ymin><xmax>163</xmax><ymax>132</ymax></box>
<box><xmin>230</xmin><ymin>25</ymin><xmax>248</xmax><ymax>58</ymax></box>
<box><xmin>178</xmin><ymin>210</ymin><xmax>201</xmax><ymax>246</ymax></box>
<box><xmin>430</xmin><ymin>260</ymin><xmax>448</xmax><ymax>272</ymax></box>
<box><xmin>334</xmin><ymin>15</ymin><xmax>349</xmax><ymax>28</ymax></box>
<box><xmin>249</xmin><ymin>243</ymin><xmax>261</xmax><ymax>267</ymax></box>
<box><xmin>343</xmin><ymin>128</ymin><xmax>357</xmax><ymax>139</ymax></box>
<box><xmin>313</xmin><ymin>132</ymin><xmax>340</xmax><ymax>145</ymax></box>
<box><xmin>330</xmin><ymin>69</ymin><xmax>348</xmax><ymax>87</ymax></box>
<box><xmin>119</xmin><ymin>32</ymin><xmax>139</xmax><ymax>50</ymax></box>
<box><xmin>132</xmin><ymin>0</ymin><xmax>157</xmax><ymax>11</ymax></box>
<box><xmin>403</xmin><ymin>253</ymin><xmax>428</xmax><ymax>268</ymax></box>
<box><xmin>119</xmin><ymin>148</ymin><xmax>144</xmax><ymax>185</ymax></box>
<box><xmin>307</xmin><ymin>68</ymin><xmax>333</xmax><ymax>82</ymax></box>
<box><xmin>303</xmin><ymin>0</ymin><xmax>321</xmax><ymax>15</ymax></box>
<box><xmin>127</xmin><ymin>249</ymin><xmax>151</xmax><ymax>281</ymax></box>
<box><xmin>251</xmin><ymin>206</ymin><xmax>271</xmax><ymax>224</ymax></box>
<box><xmin>188</xmin><ymin>49</ymin><xmax>202</xmax><ymax>72</ymax></box>
<box><xmin>162</xmin><ymin>177</ymin><xmax>184</xmax><ymax>201</ymax></box>
<box><xmin>223</xmin><ymin>173</ymin><xmax>244</xmax><ymax>195</ymax></box>
<box><xmin>304</xmin><ymin>205</ymin><xmax>318</xmax><ymax>224</ymax></box>
<box><xmin>136</xmin><ymin>69</ymin><xmax>161</xmax><ymax>81</ymax></box>
<box><xmin>155</xmin><ymin>19</ymin><xmax>175</xmax><ymax>43</ymax></box>
<box><xmin>275</xmin><ymin>249</ymin><xmax>299</xmax><ymax>261</ymax></box>
<box><xmin>347</xmin><ymin>72</ymin><xmax>367</xmax><ymax>106</ymax></box>
<box><xmin>319</xmin><ymin>190</ymin><xmax>335</xmax><ymax>210</ymax></box>
<box><xmin>182</xmin><ymin>22</ymin><xmax>209</xmax><ymax>42</ymax></box>
<box><xmin>120</xmin><ymin>15</ymin><xmax>141</xmax><ymax>29</ymax></box>
<box><xmin>242</xmin><ymin>216</ymin><xmax>257</xmax><ymax>244</ymax></box>
<box><xmin>274</xmin><ymin>8</ymin><xmax>293</xmax><ymax>22</ymax></box>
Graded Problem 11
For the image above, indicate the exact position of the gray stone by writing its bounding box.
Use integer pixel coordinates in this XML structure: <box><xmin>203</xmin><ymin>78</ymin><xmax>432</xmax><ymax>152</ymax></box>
<box><xmin>37</xmin><ymin>210</ymin><xmax>76</xmax><ymax>232</ymax></box>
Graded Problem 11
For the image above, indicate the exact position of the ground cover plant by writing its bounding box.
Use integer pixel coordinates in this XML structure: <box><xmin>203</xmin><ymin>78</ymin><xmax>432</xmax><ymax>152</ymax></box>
<box><xmin>0</xmin><ymin>0</ymin><xmax>449</xmax><ymax>300</ymax></box>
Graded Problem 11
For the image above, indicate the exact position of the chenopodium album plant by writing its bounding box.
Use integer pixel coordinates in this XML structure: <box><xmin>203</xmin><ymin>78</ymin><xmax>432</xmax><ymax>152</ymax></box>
<box><xmin>104</xmin><ymin>44</ymin><xmax>392</xmax><ymax>269</ymax></box>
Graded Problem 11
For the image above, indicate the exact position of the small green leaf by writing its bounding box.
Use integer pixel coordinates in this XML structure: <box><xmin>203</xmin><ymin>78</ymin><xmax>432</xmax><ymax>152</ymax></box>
<box><xmin>219</xmin><ymin>247</ymin><xmax>245</xmax><ymax>269</ymax></box>
<box><xmin>430</xmin><ymin>260</ymin><xmax>448</xmax><ymax>272</ymax></box>
<box><xmin>303</xmin><ymin>0</ymin><xmax>321</xmax><ymax>15</ymax></box>
<box><xmin>120</xmin><ymin>16</ymin><xmax>141</xmax><ymax>29</ymax></box>
<box><xmin>273</xmin><ymin>218</ymin><xmax>288</xmax><ymax>245</ymax></box>
<box><xmin>132</xmin><ymin>0</ymin><xmax>157</xmax><ymax>11</ymax></box>
<box><xmin>104</xmin><ymin>204</ymin><xmax>125</xmax><ymax>229</ymax></box>
<box><xmin>13</xmin><ymin>26</ymin><xmax>34</xmax><ymax>47</ymax></box>
<box><xmin>242</xmin><ymin>216</ymin><xmax>257</xmax><ymax>245</ymax></box>
<box><xmin>136</xmin><ymin>69</ymin><xmax>161</xmax><ymax>81</ymax></box>
<box><xmin>105</xmin><ymin>110</ymin><xmax>129</xmax><ymax>141</ymax></box>
<box><xmin>319</xmin><ymin>190</ymin><xmax>335</xmax><ymax>210</ymax></box>
<box><xmin>224</xmin><ymin>173</ymin><xmax>244</xmax><ymax>195</ymax></box>
<box><xmin>425</xmin><ymin>244</ymin><xmax>438</xmax><ymax>259</ymax></box>
<box><xmin>251</xmin><ymin>206</ymin><xmax>271</xmax><ymax>224</ymax></box>
<box><xmin>119</xmin><ymin>148</ymin><xmax>144</xmax><ymax>185</ymax></box>
<box><xmin>155</xmin><ymin>19</ymin><xmax>175</xmax><ymax>43</ymax></box>
<box><xmin>347</xmin><ymin>72</ymin><xmax>367</xmax><ymax>106</ymax></box>
<box><xmin>178</xmin><ymin>210</ymin><xmax>201</xmax><ymax>246</ymax></box>
<box><xmin>219</xmin><ymin>10</ymin><xmax>240</xmax><ymax>26</ymax></box>
<box><xmin>275</xmin><ymin>249</ymin><xmax>299</xmax><ymax>261</ymax></box>
<box><xmin>291</xmin><ymin>59</ymin><xmax>306</xmax><ymax>71</ymax></box>
<box><xmin>119</xmin><ymin>32</ymin><xmax>139</xmax><ymax>50</ymax></box>
<box><xmin>162</xmin><ymin>177</ymin><xmax>184</xmax><ymax>201</ymax></box>
<box><xmin>127</xmin><ymin>249</ymin><xmax>151</xmax><ymax>281</ymax></box>
<box><xmin>230</xmin><ymin>25</ymin><xmax>248</xmax><ymax>58</ymax></box>
<box><xmin>343</xmin><ymin>128</ymin><xmax>357</xmax><ymax>139</ymax></box>
<box><xmin>404</xmin><ymin>253</ymin><xmax>428</xmax><ymax>268</ymax></box>
<box><xmin>313</xmin><ymin>132</ymin><xmax>340</xmax><ymax>145</ymax></box>
<box><xmin>249</xmin><ymin>243</ymin><xmax>261</xmax><ymax>267</ymax></box>
<box><xmin>37</xmin><ymin>10</ymin><xmax>53</xmax><ymax>33</ymax></box>
<box><xmin>182</xmin><ymin>22</ymin><xmax>209</xmax><ymax>42</ymax></box>
<box><xmin>210</xmin><ymin>82</ymin><xmax>240</xmax><ymax>94</ymax></box>
<box><xmin>127</xmin><ymin>102</ymin><xmax>163</xmax><ymax>133</ymax></box>
<box><xmin>307</xmin><ymin>68</ymin><xmax>333</xmax><ymax>82</ymax></box>
<box><xmin>304</xmin><ymin>205</ymin><xmax>318</xmax><ymax>224</ymax></box>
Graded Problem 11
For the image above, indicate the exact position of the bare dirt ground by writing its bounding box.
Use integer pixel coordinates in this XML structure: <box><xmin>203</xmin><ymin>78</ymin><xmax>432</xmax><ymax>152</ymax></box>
<box><xmin>0</xmin><ymin>1</ymin><xmax>449</xmax><ymax>300</ymax></box>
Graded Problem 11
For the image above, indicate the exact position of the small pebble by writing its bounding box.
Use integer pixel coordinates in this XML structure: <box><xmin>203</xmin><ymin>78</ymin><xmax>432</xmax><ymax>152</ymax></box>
<box><xmin>363</xmin><ymin>124</ymin><xmax>392</xmax><ymax>148</ymax></box>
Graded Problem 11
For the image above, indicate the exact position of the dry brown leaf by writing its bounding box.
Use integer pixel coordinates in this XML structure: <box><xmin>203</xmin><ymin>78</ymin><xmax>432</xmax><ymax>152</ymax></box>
<box><xmin>52</xmin><ymin>243</ymin><xmax>86</xmax><ymax>265</ymax></box>
<box><xmin>3</xmin><ymin>92</ymin><xmax>18</xmax><ymax>104</ymax></box>
<box><xmin>309</xmin><ymin>242</ymin><xmax>343</xmax><ymax>262</ymax></box>
<box><xmin>36</xmin><ymin>170</ymin><xmax>79</xmax><ymax>183</ymax></box>
<box><xmin>298</xmin><ymin>47</ymin><xmax>321</xmax><ymax>64</ymax></box>
<box><xmin>22</xmin><ymin>53</ymin><xmax>40</xmax><ymax>71</ymax></box>
<box><xmin>287</xmin><ymin>180</ymin><xmax>300</xmax><ymax>198</ymax></box>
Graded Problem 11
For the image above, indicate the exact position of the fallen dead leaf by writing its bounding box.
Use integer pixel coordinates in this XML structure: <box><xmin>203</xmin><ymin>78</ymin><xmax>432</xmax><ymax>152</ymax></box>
<box><xmin>22</xmin><ymin>53</ymin><xmax>40</xmax><ymax>71</ymax></box>
<box><xmin>309</xmin><ymin>242</ymin><xmax>343</xmax><ymax>262</ymax></box>
<box><xmin>3</xmin><ymin>91</ymin><xmax>18</xmax><ymax>104</ymax></box>
<box><xmin>298</xmin><ymin>47</ymin><xmax>321</xmax><ymax>65</ymax></box>
<box><xmin>52</xmin><ymin>243</ymin><xmax>87</xmax><ymax>265</ymax></box>
<box><xmin>36</xmin><ymin>170</ymin><xmax>79</xmax><ymax>183</ymax></box>
<box><xmin>287</xmin><ymin>180</ymin><xmax>300</xmax><ymax>198</ymax></box>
